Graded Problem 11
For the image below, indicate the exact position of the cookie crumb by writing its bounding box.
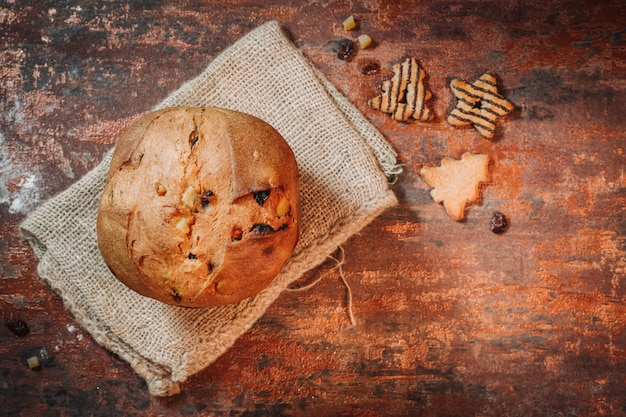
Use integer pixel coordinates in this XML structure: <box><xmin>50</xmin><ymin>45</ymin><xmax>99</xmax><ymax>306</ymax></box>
<box><xmin>342</xmin><ymin>15</ymin><xmax>357</xmax><ymax>31</ymax></box>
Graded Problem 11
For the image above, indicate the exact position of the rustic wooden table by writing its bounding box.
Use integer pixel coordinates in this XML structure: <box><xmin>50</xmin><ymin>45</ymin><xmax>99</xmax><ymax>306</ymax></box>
<box><xmin>2</xmin><ymin>1</ymin><xmax>625</xmax><ymax>416</ymax></box>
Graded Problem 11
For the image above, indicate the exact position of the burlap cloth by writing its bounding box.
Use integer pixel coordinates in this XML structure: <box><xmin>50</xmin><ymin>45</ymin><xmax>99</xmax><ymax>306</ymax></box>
<box><xmin>20</xmin><ymin>20</ymin><xmax>399</xmax><ymax>396</ymax></box>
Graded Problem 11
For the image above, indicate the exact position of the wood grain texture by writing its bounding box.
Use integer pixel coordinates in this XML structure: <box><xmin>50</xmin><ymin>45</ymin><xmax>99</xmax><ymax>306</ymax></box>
<box><xmin>1</xmin><ymin>0</ymin><xmax>625</xmax><ymax>416</ymax></box>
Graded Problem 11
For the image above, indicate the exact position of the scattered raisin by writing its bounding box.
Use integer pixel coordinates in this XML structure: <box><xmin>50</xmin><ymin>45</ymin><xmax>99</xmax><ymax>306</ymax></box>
<box><xmin>200</xmin><ymin>190</ymin><xmax>214</xmax><ymax>208</ymax></box>
<box><xmin>7</xmin><ymin>319</ymin><xmax>30</xmax><ymax>337</ymax></box>
<box><xmin>337</xmin><ymin>38</ymin><xmax>356</xmax><ymax>61</ymax></box>
<box><xmin>253</xmin><ymin>190</ymin><xmax>271</xmax><ymax>206</ymax></box>
<box><xmin>188</xmin><ymin>253</ymin><xmax>197</xmax><ymax>260</ymax></box>
<box><xmin>490</xmin><ymin>212</ymin><xmax>508</xmax><ymax>234</ymax></box>
<box><xmin>359</xmin><ymin>60</ymin><xmax>381</xmax><ymax>75</ymax></box>
<box><xmin>251</xmin><ymin>223</ymin><xmax>274</xmax><ymax>234</ymax></box>
<box><xmin>171</xmin><ymin>288</ymin><xmax>182</xmax><ymax>302</ymax></box>
<box><xmin>231</xmin><ymin>226</ymin><xmax>243</xmax><ymax>241</ymax></box>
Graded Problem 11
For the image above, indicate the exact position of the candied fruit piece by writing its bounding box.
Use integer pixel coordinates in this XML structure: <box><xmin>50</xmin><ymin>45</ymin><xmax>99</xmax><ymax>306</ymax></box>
<box><xmin>174</xmin><ymin>216</ymin><xmax>193</xmax><ymax>235</ymax></box>
<box><xmin>342</xmin><ymin>15</ymin><xmax>356</xmax><ymax>31</ymax></box>
<box><xmin>181</xmin><ymin>185</ymin><xmax>199</xmax><ymax>209</ymax></box>
<box><xmin>357</xmin><ymin>34</ymin><xmax>372</xmax><ymax>49</ymax></box>
<box><xmin>276</xmin><ymin>196</ymin><xmax>291</xmax><ymax>217</ymax></box>
<box><xmin>27</xmin><ymin>356</ymin><xmax>40</xmax><ymax>369</ymax></box>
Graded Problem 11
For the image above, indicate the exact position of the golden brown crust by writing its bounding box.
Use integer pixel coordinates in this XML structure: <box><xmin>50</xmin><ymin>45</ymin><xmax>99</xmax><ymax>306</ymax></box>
<box><xmin>97</xmin><ymin>107</ymin><xmax>300</xmax><ymax>307</ymax></box>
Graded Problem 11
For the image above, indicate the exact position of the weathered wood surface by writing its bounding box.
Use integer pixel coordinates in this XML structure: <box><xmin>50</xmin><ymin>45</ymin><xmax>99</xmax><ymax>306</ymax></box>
<box><xmin>1</xmin><ymin>1</ymin><xmax>625</xmax><ymax>416</ymax></box>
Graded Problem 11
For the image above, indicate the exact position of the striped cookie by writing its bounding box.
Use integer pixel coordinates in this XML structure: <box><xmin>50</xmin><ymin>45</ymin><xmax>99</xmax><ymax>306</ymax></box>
<box><xmin>369</xmin><ymin>57</ymin><xmax>433</xmax><ymax>122</ymax></box>
<box><xmin>447</xmin><ymin>73</ymin><xmax>515</xmax><ymax>139</ymax></box>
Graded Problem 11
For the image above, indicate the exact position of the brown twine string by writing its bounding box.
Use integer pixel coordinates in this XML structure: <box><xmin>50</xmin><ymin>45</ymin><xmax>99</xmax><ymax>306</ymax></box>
<box><xmin>286</xmin><ymin>246</ymin><xmax>356</xmax><ymax>327</ymax></box>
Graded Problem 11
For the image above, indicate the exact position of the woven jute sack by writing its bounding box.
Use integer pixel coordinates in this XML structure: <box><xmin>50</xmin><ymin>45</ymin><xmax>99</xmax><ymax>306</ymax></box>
<box><xmin>20</xmin><ymin>20</ymin><xmax>398</xmax><ymax>396</ymax></box>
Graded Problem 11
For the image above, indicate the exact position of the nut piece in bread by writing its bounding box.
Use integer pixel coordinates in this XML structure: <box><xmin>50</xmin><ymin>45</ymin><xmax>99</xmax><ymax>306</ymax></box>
<box><xmin>96</xmin><ymin>107</ymin><xmax>300</xmax><ymax>307</ymax></box>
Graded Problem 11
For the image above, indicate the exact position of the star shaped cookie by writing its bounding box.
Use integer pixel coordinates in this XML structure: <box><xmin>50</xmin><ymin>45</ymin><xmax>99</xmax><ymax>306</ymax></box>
<box><xmin>447</xmin><ymin>73</ymin><xmax>515</xmax><ymax>139</ymax></box>
<box><xmin>369</xmin><ymin>57</ymin><xmax>433</xmax><ymax>122</ymax></box>
<box><xmin>419</xmin><ymin>152</ymin><xmax>490</xmax><ymax>221</ymax></box>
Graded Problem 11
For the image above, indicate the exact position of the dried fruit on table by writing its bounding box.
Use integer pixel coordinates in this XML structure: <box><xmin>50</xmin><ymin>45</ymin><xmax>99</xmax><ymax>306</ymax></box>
<box><xmin>357</xmin><ymin>34</ymin><xmax>373</xmax><ymax>49</ymax></box>
<box><xmin>337</xmin><ymin>38</ymin><xmax>356</xmax><ymax>61</ymax></box>
<box><xmin>359</xmin><ymin>60</ymin><xmax>380</xmax><ymax>75</ymax></box>
<box><xmin>490</xmin><ymin>211</ymin><xmax>508</xmax><ymax>234</ymax></box>
<box><xmin>342</xmin><ymin>15</ymin><xmax>357</xmax><ymax>30</ymax></box>
<box><xmin>27</xmin><ymin>356</ymin><xmax>40</xmax><ymax>369</ymax></box>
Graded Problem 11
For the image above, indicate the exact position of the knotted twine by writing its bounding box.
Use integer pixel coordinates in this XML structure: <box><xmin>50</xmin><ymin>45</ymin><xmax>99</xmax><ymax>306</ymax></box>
<box><xmin>20</xmin><ymin>20</ymin><xmax>399</xmax><ymax>396</ymax></box>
